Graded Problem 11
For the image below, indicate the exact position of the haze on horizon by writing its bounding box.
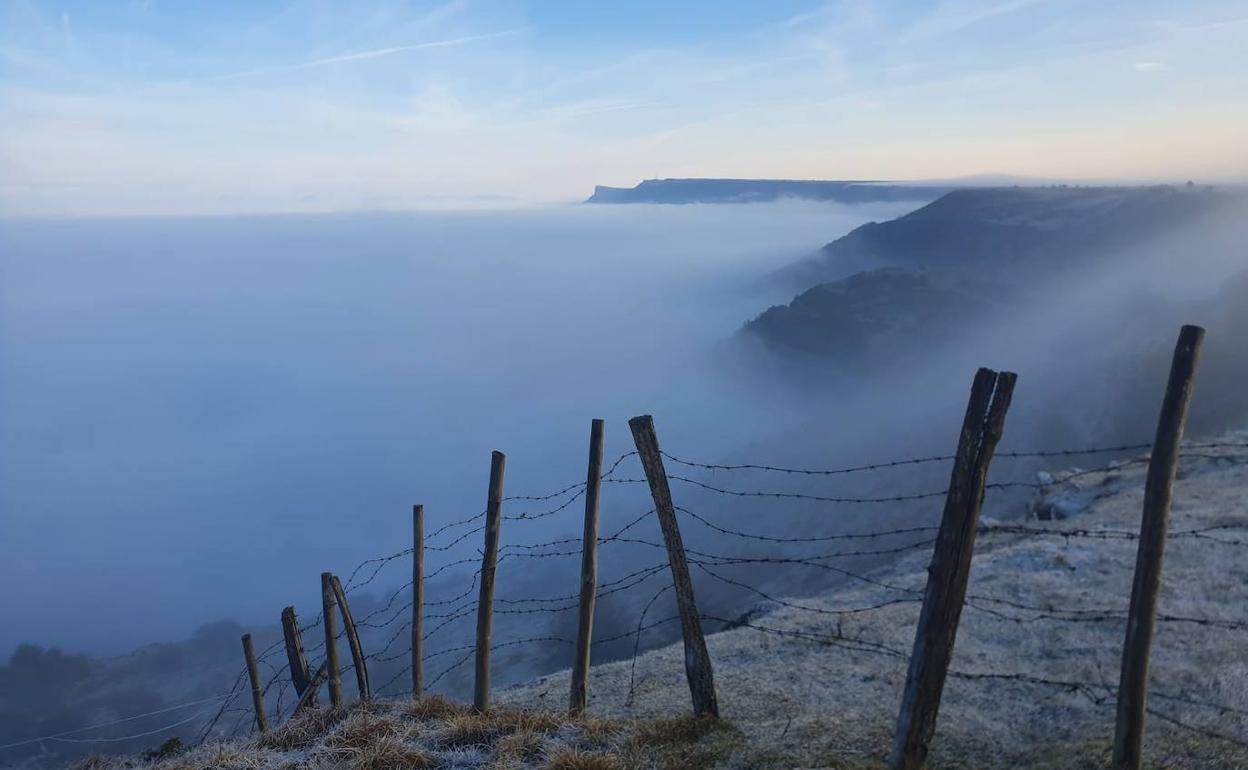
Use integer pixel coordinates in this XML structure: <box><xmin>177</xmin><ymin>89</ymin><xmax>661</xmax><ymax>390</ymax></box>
<box><xmin>2</xmin><ymin>0</ymin><xmax>1247</xmax><ymax>218</ymax></box>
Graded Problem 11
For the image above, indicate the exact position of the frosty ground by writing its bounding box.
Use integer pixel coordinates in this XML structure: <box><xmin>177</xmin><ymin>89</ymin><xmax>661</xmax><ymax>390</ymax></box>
<box><xmin>78</xmin><ymin>435</ymin><xmax>1248</xmax><ymax>769</ymax></box>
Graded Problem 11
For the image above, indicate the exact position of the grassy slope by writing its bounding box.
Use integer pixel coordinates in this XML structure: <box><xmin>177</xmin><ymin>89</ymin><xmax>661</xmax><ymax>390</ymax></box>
<box><xmin>78</xmin><ymin>435</ymin><xmax>1248</xmax><ymax>770</ymax></box>
<box><xmin>498</xmin><ymin>434</ymin><xmax>1248</xmax><ymax>769</ymax></box>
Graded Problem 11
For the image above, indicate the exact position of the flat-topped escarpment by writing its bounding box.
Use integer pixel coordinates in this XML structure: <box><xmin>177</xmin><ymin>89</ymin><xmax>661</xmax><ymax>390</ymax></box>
<box><xmin>585</xmin><ymin>178</ymin><xmax>955</xmax><ymax>204</ymax></box>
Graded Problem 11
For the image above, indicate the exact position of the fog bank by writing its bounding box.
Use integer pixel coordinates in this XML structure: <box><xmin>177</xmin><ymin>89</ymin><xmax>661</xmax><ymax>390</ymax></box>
<box><xmin>0</xmin><ymin>200</ymin><xmax>916</xmax><ymax>657</ymax></box>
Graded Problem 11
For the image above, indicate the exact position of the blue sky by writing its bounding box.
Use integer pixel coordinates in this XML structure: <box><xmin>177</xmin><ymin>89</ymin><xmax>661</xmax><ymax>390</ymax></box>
<box><xmin>2</xmin><ymin>0</ymin><xmax>1246</xmax><ymax>216</ymax></box>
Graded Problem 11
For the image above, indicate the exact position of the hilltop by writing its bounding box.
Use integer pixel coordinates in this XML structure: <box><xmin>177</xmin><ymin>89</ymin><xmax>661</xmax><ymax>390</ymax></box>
<box><xmin>69</xmin><ymin>435</ymin><xmax>1248</xmax><ymax>769</ymax></box>
<box><xmin>501</xmin><ymin>434</ymin><xmax>1248</xmax><ymax>767</ymax></box>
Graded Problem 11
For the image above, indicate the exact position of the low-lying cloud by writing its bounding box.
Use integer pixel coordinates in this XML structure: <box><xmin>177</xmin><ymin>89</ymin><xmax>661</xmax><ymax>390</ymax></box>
<box><xmin>0</xmin><ymin>200</ymin><xmax>916</xmax><ymax>657</ymax></box>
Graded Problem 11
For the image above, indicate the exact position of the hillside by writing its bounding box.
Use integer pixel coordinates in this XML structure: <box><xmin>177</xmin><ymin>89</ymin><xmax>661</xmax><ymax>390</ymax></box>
<box><xmin>500</xmin><ymin>434</ymin><xmax>1248</xmax><ymax>768</ymax></box>
<box><xmin>584</xmin><ymin>179</ymin><xmax>953</xmax><ymax>205</ymax></box>
<box><xmin>772</xmin><ymin>184</ymin><xmax>1234</xmax><ymax>288</ymax></box>
<box><xmin>71</xmin><ymin>435</ymin><xmax>1248</xmax><ymax>769</ymax></box>
<box><xmin>742</xmin><ymin>185</ymin><xmax>1244</xmax><ymax>372</ymax></box>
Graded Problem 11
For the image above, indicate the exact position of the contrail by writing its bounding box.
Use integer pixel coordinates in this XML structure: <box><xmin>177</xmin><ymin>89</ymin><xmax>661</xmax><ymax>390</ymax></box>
<box><xmin>199</xmin><ymin>28</ymin><xmax>523</xmax><ymax>82</ymax></box>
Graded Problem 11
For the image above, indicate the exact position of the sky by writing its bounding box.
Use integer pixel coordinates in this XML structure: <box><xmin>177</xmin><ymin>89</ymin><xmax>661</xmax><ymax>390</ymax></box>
<box><xmin>1</xmin><ymin>0</ymin><xmax>1247</xmax><ymax>217</ymax></box>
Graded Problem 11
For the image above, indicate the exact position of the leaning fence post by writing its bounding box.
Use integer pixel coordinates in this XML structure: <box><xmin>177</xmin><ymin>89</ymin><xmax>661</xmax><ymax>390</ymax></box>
<box><xmin>889</xmin><ymin>368</ymin><xmax>1016</xmax><ymax>770</ymax></box>
<box><xmin>629</xmin><ymin>414</ymin><xmax>719</xmax><ymax>718</ymax></box>
<box><xmin>330</xmin><ymin>574</ymin><xmax>371</xmax><ymax>700</ymax></box>
<box><xmin>473</xmin><ymin>450</ymin><xmax>506</xmax><ymax>712</ymax></box>
<box><xmin>295</xmin><ymin>663</ymin><xmax>327</xmax><ymax>715</ymax></box>
<box><xmin>1113</xmin><ymin>324</ymin><xmax>1204</xmax><ymax>770</ymax></box>
<box><xmin>241</xmin><ymin>633</ymin><xmax>269</xmax><ymax>733</ymax></box>
<box><xmin>281</xmin><ymin>606</ymin><xmax>314</xmax><ymax>706</ymax></box>
<box><xmin>570</xmin><ymin>418</ymin><xmax>605</xmax><ymax>715</ymax></box>
<box><xmin>412</xmin><ymin>503</ymin><xmax>425</xmax><ymax>698</ymax></box>
<box><xmin>321</xmin><ymin>571</ymin><xmax>343</xmax><ymax>707</ymax></box>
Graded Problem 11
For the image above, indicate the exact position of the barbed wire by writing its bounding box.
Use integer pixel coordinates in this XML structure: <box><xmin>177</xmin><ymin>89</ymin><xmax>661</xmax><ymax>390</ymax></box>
<box><xmin>668</xmin><ymin>474</ymin><xmax>953</xmax><ymax>504</ymax></box>
<box><xmin>677</xmin><ymin>505</ymin><xmax>940</xmax><ymax>544</ymax></box>
<box><xmin>657</xmin><ymin>440</ymin><xmax>1248</xmax><ymax>478</ymax></box>
<box><xmin>502</xmin><ymin>451</ymin><xmax>639</xmax><ymax>502</ymax></box>
<box><xmin>0</xmin><ymin>693</ymin><xmax>239</xmax><ymax>750</ymax></box>
<box><xmin>625</xmin><ymin>583</ymin><xmax>675</xmax><ymax>708</ymax></box>
<box><xmin>22</xmin><ymin>436</ymin><xmax>1244</xmax><ymax>764</ymax></box>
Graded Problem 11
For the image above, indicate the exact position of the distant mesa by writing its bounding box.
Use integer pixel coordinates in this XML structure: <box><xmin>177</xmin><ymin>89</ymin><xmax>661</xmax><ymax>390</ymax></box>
<box><xmin>585</xmin><ymin>178</ymin><xmax>956</xmax><ymax>205</ymax></box>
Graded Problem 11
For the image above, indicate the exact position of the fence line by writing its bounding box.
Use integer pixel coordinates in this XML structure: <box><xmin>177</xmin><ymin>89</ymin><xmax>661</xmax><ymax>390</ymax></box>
<box><xmin>11</xmin><ymin>327</ymin><xmax>1248</xmax><ymax>769</ymax></box>
<box><xmin>193</xmin><ymin>412</ymin><xmax>1248</xmax><ymax>754</ymax></box>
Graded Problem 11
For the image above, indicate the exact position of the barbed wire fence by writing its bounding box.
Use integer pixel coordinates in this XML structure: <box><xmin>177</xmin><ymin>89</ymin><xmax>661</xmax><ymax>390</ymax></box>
<box><xmin>3</xmin><ymin>325</ymin><xmax>1246</xmax><ymax>770</ymax></box>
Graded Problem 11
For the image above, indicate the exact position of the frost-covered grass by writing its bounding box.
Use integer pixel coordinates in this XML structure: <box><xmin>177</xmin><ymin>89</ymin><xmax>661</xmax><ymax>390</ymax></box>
<box><xmin>78</xmin><ymin>435</ymin><xmax>1248</xmax><ymax>769</ymax></box>
<box><xmin>71</xmin><ymin>697</ymin><xmax>740</xmax><ymax>770</ymax></box>
<box><xmin>498</xmin><ymin>433</ymin><xmax>1248</xmax><ymax>768</ymax></box>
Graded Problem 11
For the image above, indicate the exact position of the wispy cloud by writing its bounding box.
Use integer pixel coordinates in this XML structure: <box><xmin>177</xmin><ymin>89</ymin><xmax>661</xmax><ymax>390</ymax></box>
<box><xmin>197</xmin><ymin>28</ymin><xmax>524</xmax><ymax>83</ymax></box>
<box><xmin>2</xmin><ymin>1</ymin><xmax>1245</xmax><ymax>217</ymax></box>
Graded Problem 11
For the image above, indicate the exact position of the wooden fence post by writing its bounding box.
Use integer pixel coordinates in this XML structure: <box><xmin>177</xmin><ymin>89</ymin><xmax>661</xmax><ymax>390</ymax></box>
<box><xmin>569</xmin><ymin>418</ymin><xmax>605</xmax><ymax>715</ymax></box>
<box><xmin>281</xmin><ymin>606</ymin><xmax>314</xmax><ymax>706</ymax></box>
<box><xmin>295</xmin><ymin>663</ymin><xmax>327</xmax><ymax>715</ymax></box>
<box><xmin>889</xmin><ymin>368</ymin><xmax>1016</xmax><ymax>770</ymax></box>
<box><xmin>330</xmin><ymin>574</ymin><xmax>371</xmax><ymax>700</ymax></box>
<box><xmin>321</xmin><ymin>571</ymin><xmax>343</xmax><ymax>708</ymax></box>
<box><xmin>241</xmin><ymin>633</ymin><xmax>269</xmax><ymax>733</ymax></box>
<box><xmin>473</xmin><ymin>450</ymin><xmax>506</xmax><ymax>712</ymax></box>
<box><xmin>1113</xmin><ymin>325</ymin><xmax>1205</xmax><ymax>770</ymax></box>
<box><xmin>412</xmin><ymin>503</ymin><xmax>425</xmax><ymax>698</ymax></box>
<box><xmin>629</xmin><ymin>415</ymin><xmax>719</xmax><ymax>718</ymax></box>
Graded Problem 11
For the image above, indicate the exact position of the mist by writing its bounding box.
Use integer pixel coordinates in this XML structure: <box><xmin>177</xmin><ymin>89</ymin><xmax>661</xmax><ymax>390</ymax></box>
<box><xmin>0</xmin><ymin>200</ymin><xmax>919</xmax><ymax>658</ymax></box>
<box><xmin>3</xmin><ymin>192</ymin><xmax>1248</xmax><ymax>745</ymax></box>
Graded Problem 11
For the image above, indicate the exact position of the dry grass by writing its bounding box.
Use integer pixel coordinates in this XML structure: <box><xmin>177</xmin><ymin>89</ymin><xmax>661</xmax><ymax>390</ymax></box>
<box><xmin>76</xmin><ymin>700</ymin><xmax>746</xmax><ymax>770</ymax></box>
<box><xmin>627</xmin><ymin>715</ymin><xmax>744</xmax><ymax>770</ymax></box>
<box><xmin>315</xmin><ymin>735</ymin><xmax>436</xmax><ymax>770</ymax></box>
<box><xmin>255</xmin><ymin>704</ymin><xmax>349</xmax><ymax>751</ymax></box>
<box><xmin>630</xmin><ymin>715</ymin><xmax>723</xmax><ymax>748</ymax></box>
<box><xmin>430</xmin><ymin>706</ymin><xmax>587</xmax><ymax>752</ymax></box>
<box><xmin>494</xmin><ymin>729</ymin><xmax>546</xmax><ymax>764</ymax></box>
<box><xmin>577</xmin><ymin>718</ymin><xmax>625</xmax><ymax>748</ymax></box>
<box><xmin>435</xmin><ymin>712</ymin><xmax>508</xmax><ymax>749</ymax></box>
<box><xmin>322</xmin><ymin>709</ymin><xmax>409</xmax><ymax>751</ymax></box>
<box><xmin>539</xmin><ymin>748</ymin><xmax>624</xmax><ymax>770</ymax></box>
<box><xmin>399</xmin><ymin>695</ymin><xmax>468</xmax><ymax>722</ymax></box>
<box><xmin>489</xmin><ymin>709</ymin><xmax>567</xmax><ymax>734</ymax></box>
<box><xmin>158</xmin><ymin>742</ymin><xmax>283</xmax><ymax>770</ymax></box>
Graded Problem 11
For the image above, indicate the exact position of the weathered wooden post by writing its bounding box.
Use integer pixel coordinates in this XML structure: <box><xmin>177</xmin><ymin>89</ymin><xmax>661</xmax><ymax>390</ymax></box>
<box><xmin>321</xmin><ymin>571</ymin><xmax>343</xmax><ymax>708</ymax></box>
<box><xmin>241</xmin><ymin>633</ymin><xmax>269</xmax><ymax>733</ymax></box>
<box><xmin>889</xmin><ymin>368</ymin><xmax>1016</xmax><ymax>770</ymax></box>
<box><xmin>473</xmin><ymin>450</ymin><xmax>506</xmax><ymax>713</ymax></box>
<box><xmin>295</xmin><ymin>663</ymin><xmax>327</xmax><ymax>715</ymax></box>
<box><xmin>330</xmin><ymin>574</ymin><xmax>370</xmax><ymax>700</ymax></box>
<box><xmin>281</xmin><ymin>606</ymin><xmax>314</xmax><ymax>706</ymax></box>
<box><xmin>412</xmin><ymin>503</ymin><xmax>425</xmax><ymax>698</ymax></box>
<box><xmin>629</xmin><ymin>415</ymin><xmax>719</xmax><ymax>718</ymax></box>
<box><xmin>570</xmin><ymin>418</ymin><xmax>605</xmax><ymax>715</ymax></box>
<box><xmin>1113</xmin><ymin>325</ymin><xmax>1204</xmax><ymax>770</ymax></box>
